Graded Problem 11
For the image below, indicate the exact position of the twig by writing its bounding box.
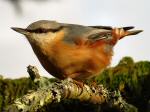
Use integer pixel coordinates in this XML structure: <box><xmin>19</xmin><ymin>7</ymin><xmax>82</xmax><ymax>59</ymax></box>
<box><xmin>7</xmin><ymin>65</ymin><xmax>137</xmax><ymax>112</ymax></box>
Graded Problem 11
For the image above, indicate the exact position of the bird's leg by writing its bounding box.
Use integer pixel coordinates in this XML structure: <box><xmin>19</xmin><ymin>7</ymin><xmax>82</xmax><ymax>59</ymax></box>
<box><xmin>88</xmin><ymin>78</ymin><xmax>98</xmax><ymax>88</ymax></box>
<box><xmin>63</xmin><ymin>77</ymin><xmax>84</xmax><ymax>88</ymax></box>
<box><xmin>72</xmin><ymin>79</ymin><xmax>84</xmax><ymax>88</ymax></box>
<box><xmin>66</xmin><ymin>73</ymin><xmax>85</xmax><ymax>88</ymax></box>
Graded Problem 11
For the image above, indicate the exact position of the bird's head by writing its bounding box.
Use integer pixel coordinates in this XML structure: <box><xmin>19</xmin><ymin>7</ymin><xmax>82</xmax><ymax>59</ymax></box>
<box><xmin>11</xmin><ymin>20</ymin><xmax>63</xmax><ymax>45</ymax></box>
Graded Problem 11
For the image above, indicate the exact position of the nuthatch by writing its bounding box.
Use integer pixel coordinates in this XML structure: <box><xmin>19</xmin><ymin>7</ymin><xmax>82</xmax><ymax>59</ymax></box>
<box><xmin>11</xmin><ymin>20</ymin><xmax>142</xmax><ymax>81</ymax></box>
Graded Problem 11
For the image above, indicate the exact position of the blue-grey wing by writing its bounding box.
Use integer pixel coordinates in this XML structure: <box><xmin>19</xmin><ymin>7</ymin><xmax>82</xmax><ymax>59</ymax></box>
<box><xmin>88</xmin><ymin>26</ymin><xmax>112</xmax><ymax>30</ymax></box>
<box><xmin>61</xmin><ymin>23</ymin><xmax>112</xmax><ymax>44</ymax></box>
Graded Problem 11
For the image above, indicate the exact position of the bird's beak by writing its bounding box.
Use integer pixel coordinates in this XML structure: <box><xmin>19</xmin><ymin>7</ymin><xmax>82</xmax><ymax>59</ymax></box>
<box><xmin>11</xmin><ymin>27</ymin><xmax>29</xmax><ymax>35</ymax></box>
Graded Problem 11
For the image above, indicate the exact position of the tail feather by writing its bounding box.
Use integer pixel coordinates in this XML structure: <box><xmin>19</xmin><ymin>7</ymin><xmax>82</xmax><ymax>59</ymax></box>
<box><xmin>119</xmin><ymin>26</ymin><xmax>143</xmax><ymax>36</ymax></box>
<box><xmin>122</xmin><ymin>26</ymin><xmax>134</xmax><ymax>31</ymax></box>
<box><xmin>118</xmin><ymin>27</ymin><xmax>143</xmax><ymax>39</ymax></box>
<box><xmin>125</xmin><ymin>30</ymin><xmax>143</xmax><ymax>36</ymax></box>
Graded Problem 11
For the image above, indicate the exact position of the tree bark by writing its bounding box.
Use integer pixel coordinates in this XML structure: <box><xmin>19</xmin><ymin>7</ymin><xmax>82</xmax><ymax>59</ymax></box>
<box><xmin>7</xmin><ymin>65</ymin><xmax>137</xmax><ymax>112</ymax></box>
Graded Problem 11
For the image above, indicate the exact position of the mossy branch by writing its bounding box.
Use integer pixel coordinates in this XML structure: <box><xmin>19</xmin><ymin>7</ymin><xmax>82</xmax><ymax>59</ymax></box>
<box><xmin>7</xmin><ymin>65</ymin><xmax>137</xmax><ymax>112</ymax></box>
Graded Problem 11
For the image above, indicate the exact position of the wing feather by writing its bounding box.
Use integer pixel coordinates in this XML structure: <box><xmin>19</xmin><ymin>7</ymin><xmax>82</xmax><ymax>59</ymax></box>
<box><xmin>89</xmin><ymin>26</ymin><xmax>112</xmax><ymax>30</ymax></box>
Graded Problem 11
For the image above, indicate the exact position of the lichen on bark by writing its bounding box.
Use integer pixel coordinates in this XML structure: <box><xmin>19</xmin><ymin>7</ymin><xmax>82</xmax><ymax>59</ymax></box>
<box><xmin>7</xmin><ymin>65</ymin><xmax>137</xmax><ymax>112</ymax></box>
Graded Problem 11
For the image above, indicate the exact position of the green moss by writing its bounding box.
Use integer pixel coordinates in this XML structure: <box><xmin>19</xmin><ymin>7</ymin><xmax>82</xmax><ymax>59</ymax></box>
<box><xmin>94</xmin><ymin>57</ymin><xmax>150</xmax><ymax>112</ymax></box>
<box><xmin>0</xmin><ymin>57</ymin><xmax>150</xmax><ymax>112</ymax></box>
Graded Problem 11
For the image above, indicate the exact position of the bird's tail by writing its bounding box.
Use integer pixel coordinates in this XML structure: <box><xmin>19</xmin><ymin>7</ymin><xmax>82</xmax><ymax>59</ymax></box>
<box><xmin>118</xmin><ymin>26</ymin><xmax>143</xmax><ymax>39</ymax></box>
<box><xmin>110</xmin><ymin>26</ymin><xmax>143</xmax><ymax>45</ymax></box>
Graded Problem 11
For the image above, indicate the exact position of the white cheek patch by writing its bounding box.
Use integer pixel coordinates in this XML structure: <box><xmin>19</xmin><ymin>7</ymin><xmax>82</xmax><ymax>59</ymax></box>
<box><xmin>32</xmin><ymin>32</ymin><xmax>56</xmax><ymax>44</ymax></box>
<box><xmin>49</xmin><ymin>33</ymin><xmax>56</xmax><ymax>40</ymax></box>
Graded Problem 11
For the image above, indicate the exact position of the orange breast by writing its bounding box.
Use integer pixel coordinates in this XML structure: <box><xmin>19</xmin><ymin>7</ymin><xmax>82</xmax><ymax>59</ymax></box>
<box><xmin>43</xmin><ymin>39</ymin><xmax>113</xmax><ymax>80</ymax></box>
<box><xmin>31</xmin><ymin>34</ymin><xmax>113</xmax><ymax>80</ymax></box>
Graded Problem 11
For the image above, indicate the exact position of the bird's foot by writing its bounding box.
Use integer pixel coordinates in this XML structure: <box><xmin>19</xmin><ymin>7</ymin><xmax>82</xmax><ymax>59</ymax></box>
<box><xmin>72</xmin><ymin>79</ymin><xmax>84</xmax><ymax>88</ymax></box>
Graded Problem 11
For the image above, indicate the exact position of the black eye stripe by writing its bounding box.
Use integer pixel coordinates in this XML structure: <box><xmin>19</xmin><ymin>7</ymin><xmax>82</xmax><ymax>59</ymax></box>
<box><xmin>26</xmin><ymin>26</ymin><xmax>63</xmax><ymax>33</ymax></box>
<box><xmin>27</xmin><ymin>28</ymin><xmax>47</xmax><ymax>33</ymax></box>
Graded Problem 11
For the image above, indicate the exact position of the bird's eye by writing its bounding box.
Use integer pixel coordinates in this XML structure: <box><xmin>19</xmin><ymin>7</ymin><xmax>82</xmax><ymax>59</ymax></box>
<box><xmin>33</xmin><ymin>28</ymin><xmax>48</xmax><ymax>33</ymax></box>
<box><xmin>26</xmin><ymin>28</ymin><xmax>48</xmax><ymax>33</ymax></box>
<box><xmin>27</xmin><ymin>27</ymin><xmax>63</xmax><ymax>34</ymax></box>
<box><xmin>35</xmin><ymin>28</ymin><xmax>46</xmax><ymax>33</ymax></box>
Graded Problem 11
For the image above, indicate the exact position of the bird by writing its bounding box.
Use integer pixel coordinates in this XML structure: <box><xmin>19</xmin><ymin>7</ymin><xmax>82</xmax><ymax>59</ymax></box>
<box><xmin>11</xmin><ymin>20</ymin><xmax>142</xmax><ymax>82</ymax></box>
